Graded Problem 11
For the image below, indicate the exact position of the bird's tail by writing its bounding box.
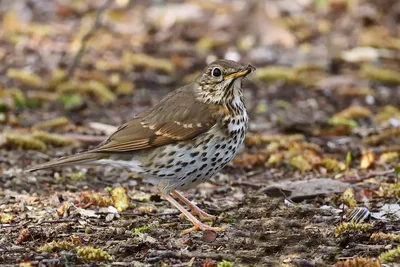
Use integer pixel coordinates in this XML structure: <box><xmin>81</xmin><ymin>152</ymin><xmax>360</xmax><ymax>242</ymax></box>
<box><xmin>25</xmin><ymin>152</ymin><xmax>104</xmax><ymax>172</ymax></box>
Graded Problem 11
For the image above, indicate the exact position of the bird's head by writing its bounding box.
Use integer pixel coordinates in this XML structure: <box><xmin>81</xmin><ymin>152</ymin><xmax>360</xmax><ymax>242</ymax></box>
<box><xmin>196</xmin><ymin>59</ymin><xmax>255</xmax><ymax>104</ymax></box>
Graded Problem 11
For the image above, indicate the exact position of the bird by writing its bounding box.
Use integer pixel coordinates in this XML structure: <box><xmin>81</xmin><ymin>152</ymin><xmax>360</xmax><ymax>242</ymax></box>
<box><xmin>26</xmin><ymin>59</ymin><xmax>255</xmax><ymax>234</ymax></box>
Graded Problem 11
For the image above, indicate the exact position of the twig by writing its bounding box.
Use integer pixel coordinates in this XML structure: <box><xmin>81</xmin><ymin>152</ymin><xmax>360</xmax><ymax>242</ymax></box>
<box><xmin>0</xmin><ymin>224</ymin><xmax>19</xmax><ymax>228</ymax></box>
<box><xmin>88</xmin><ymin>122</ymin><xmax>118</xmax><ymax>135</ymax></box>
<box><xmin>340</xmin><ymin>168</ymin><xmax>394</xmax><ymax>183</ymax></box>
<box><xmin>40</xmin><ymin>218</ymin><xmax>79</xmax><ymax>224</ymax></box>
<box><xmin>63</xmin><ymin>133</ymin><xmax>107</xmax><ymax>144</ymax></box>
<box><xmin>0</xmin><ymin>220</ymin><xmax>31</xmax><ymax>229</ymax></box>
<box><xmin>67</xmin><ymin>0</ymin><xmax>112</xmax><ymax>77</ymax></box>
<box><xmin>119</xmin><ymin>211</ymin><xmax>181</xmax><ymax>217</ymax></box>
<box><xmin>147</xmin><ymin>250</ymin><xmax>236</xmax><ymax>263</ymax></box>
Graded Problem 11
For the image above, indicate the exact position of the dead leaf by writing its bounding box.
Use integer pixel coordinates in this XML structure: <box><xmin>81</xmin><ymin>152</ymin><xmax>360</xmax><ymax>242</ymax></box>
<box><xmin>360</xmin><ymin>151</ymin><xmax>376</xmax><ymax>169</ymax></box>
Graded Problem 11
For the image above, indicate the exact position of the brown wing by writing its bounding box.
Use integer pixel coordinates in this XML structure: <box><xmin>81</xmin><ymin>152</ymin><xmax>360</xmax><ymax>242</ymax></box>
<box><xmin>91</xmin><ymin>85</ymin><xmax>216</xmax><ymax>153</ymax></box>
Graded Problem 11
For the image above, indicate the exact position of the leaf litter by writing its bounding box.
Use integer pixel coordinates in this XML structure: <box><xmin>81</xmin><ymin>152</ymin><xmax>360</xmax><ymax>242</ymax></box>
<box><xmin>1</xmin><ymin>0</ymin><xmax>400</xmax><ymax>266</ymax></box>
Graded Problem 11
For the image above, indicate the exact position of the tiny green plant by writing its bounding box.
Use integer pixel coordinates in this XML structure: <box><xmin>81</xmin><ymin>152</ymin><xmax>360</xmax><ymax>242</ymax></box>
<box><xmin>345</xmin><ymin>151</ymin><xmax>352</xmax><ymax>177</ymax></box>
<box><xmin>394</xmin><ymin>166</ymin><xmax>400</xmax><ymax>186</ymax></box>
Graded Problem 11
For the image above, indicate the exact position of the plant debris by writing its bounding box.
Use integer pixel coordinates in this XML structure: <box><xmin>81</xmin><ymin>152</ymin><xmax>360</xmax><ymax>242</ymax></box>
<box><xmin>1</xmin><ymin>0</ymin><xmax>400</xmax><ymax>265</ymax></box>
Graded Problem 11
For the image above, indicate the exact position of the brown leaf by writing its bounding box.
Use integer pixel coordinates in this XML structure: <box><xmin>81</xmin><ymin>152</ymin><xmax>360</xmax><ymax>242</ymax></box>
<box><xmin>202</xmin><ymin>230</ymin><xmax>217</xmax><ymax>242</ymax></box>
<box><xmin>360</xmin><ymin>151</ymin><xmax>376</xmax><ymax>169</ymax></box>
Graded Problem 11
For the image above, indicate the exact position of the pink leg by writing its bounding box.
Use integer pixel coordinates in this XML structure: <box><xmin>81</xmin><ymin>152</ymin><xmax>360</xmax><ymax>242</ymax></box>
<box><xmin>171</xmin><ymin>190</ymin><xmax>219</xmax><ymax>222</ymax></box>
<box><xmin>161</xmin><ymin>193</ymin><xmax>227</xmax><ymax>235</ymax></box>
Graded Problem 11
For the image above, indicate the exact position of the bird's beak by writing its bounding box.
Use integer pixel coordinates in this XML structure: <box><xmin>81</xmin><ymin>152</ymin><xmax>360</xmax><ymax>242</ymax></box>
<box><xmin>224</xmin><ymin>64</ymin><xmax>256</xmax><ymax>81</ymax></box>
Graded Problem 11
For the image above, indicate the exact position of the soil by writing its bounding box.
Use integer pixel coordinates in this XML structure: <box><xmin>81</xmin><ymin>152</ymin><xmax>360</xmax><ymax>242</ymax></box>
<box><xmin>1</xmin><ymin>0</ymin><xmax>400</xmax><ymax>266</ymax></box>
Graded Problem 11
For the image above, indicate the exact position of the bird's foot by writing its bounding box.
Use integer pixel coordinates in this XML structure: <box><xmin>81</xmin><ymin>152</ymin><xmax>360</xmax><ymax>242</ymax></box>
<box><xmin>179</xmin><ymin>208</ymin><xmax>226</xmax><ymax>222</ymax></box>
<box><xmin>181</xmin><ymin>222</ymin><xmax>228</xmax><ymax>235</ymax></box>
<box><xmin>190</xmin><ymin>206</ymin><xmax>228</xmax><ymax>222</ymax></box>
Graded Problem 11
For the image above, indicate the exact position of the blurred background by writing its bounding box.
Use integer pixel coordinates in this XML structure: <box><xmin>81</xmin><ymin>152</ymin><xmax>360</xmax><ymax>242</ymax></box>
<box><xmin>1</xmin><ymin>0</ymin><xmax>400</xmax><ymax>176</ymax></box>
<box><xmin>1</xmin><ymin>0</ymin><xmax>400</xmax><ymax>265</ymax></box>
<box><xmin>0</xmin><ymin>0</ymin><xmax>399</xmax><ymax>130</ymax></box>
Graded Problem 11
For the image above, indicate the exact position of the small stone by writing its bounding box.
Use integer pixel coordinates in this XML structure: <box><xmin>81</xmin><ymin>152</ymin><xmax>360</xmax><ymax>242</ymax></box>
<box><xmin>202</xmin><ymin>230</ymin><xmax>217</xmax><ymax>242</ymax></box>
<box><xmin>105</xmin><ymin>213</ymin><xmax>115</xmax><ymax>222</ymax></box>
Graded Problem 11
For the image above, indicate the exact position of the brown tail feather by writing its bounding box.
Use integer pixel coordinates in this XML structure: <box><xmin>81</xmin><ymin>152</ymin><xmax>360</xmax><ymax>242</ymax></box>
<box><xmin>25</xmin><ymin>152</ymin><xmax>103</xmax><ymax>172</ymax></box>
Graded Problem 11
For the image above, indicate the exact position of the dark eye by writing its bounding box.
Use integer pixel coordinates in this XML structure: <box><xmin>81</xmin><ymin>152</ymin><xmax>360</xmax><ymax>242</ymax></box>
<box><xmin>212</xmin><ymin>67</ymin><xmax>222</xmax><ymax>77</ymax></box>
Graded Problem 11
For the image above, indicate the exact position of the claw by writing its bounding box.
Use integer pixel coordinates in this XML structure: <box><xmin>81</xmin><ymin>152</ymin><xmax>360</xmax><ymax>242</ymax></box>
<box><xmin>172</xmin><ymin>190</ymin><xmax>226</xmax><ymax>222</ymax></box>
<box><xmin>162</xmin><ymin>192</ymin><xmax>229</xmax><ymax>236</ymax></box>
<box><xmin>181</xmin><ymin>223</ymin><xmax>228</xmax><ymax>235</ymax></box>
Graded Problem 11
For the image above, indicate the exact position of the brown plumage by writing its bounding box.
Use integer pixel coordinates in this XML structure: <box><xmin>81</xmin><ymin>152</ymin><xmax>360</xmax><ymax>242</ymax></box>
<box><xmin>27</xmin><ymin>59</ymin><xmax>255</xmax><ymax>234</ymax></box>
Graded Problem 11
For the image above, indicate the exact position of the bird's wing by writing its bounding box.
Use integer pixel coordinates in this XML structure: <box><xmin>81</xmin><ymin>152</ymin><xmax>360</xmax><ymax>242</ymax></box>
<box><xmin>91</xmin><ymin>86</ymin><xmax>217</xmax><ymax>153</ymax></box>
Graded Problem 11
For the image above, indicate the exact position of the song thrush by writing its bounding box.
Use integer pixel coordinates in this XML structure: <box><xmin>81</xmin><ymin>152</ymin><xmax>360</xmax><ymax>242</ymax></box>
<box><xmin>27</xmin><ymin>59</ymin><xmax>255</xmax><ymax>234</ymax></box>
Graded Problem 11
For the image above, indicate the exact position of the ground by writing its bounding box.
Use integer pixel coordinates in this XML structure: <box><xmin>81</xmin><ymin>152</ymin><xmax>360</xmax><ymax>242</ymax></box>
<box><xmin>1</xmin><ymin>0</ymin><xmax>400</xmax><ymax>266</ymax></box>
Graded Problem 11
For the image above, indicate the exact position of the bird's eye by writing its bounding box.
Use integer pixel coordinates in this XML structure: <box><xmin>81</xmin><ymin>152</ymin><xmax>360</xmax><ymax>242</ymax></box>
<box><xmin>211</xmin><ymin>67</ymin><xmax>222</xmax><ymax>77</ymax></box>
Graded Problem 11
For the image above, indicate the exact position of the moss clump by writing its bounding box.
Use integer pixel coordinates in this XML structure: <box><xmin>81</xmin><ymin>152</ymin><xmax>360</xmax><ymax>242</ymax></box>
<box><xmin>371</xmin><ymin>232</ymin><xmax>400</xmax><ymax>242</ymax></box>
<box><xmin>116</xmin><ymin>81</ymin><xmax>135</xmax><ymax>95</ymax></box>
<box><xmin>362</xmin><ymin>127</ymin><xmax>400</xmax><ymax>146</ymax></box>
<box><xmin>287</xmin><ymin>155</ymin><xmax>312</xmax><ymax>172</ymax></box>
<box><xmin>111</xmin><ymin>187</ymin><xmax>129</xmax><ymax>212</ymax></box>
<box><xmin>361</xmin><ymin>64</ymin><xmax>400</xmax><ymax>84</ymax></box>
<box><xmin>33</xmin><ymin>117</ymin><xmax>71</xmax><ymax>130</ymax></box>
<box><xmin>37</xmin><ymin>237</ymin><xmax>80</xmax><ymax>253</ymax></box>
<box><xmin>7</xmin><ymin>68</ymin><xmax>42</xmax><ymax>87</ymax></box>
<box><xmin>68</xmin><ymin>172</ymin><xmax>86</xmax><ymax>181</ymax></box>
<box><xmin>76</xmin><ymin>246</ymin><xmax>112</xmax><ymax>262</ymax></box>
<box><xmin>217</xmin><ymin>260</ymin><xmax>234</xmax><ymax>267</ymax></box>
<box><xmin>379</xmin><ymin>183</ymin><xmax>400</xmax><ymax>198</ymax></box>
<box><xmin>0</xmin><ymin>213</ymin><xmax>14</xmax><ymax>224</ymax></box>
<box><xmin>329</xmin><ymin>118</ymin><xmax>358</xmax><ymax>128</ymax></box>
<box><xmin>375</xmin><ymin>105</ymin><xmax>400</xmax><ymax>126</ymax></box>
<box><xmin>332</xmin><ymin>106</ymin><xmax>371</xmax><ymax>120</ymax></box>
<box><xmin>379</xmin><ymin>152</ymin><xmax>399</xmax><ymax>164</ymax></box>
<box><xmin>129</xmin><ymin>53</ymin><xmax>175</xmax><ymax>74</ymax></box>
<box><xmin>341</xmin><ymin>188</ymin><xmax>357</xmax><ymax>209</ymax></box>
<box><xmin>33</xmin><ymin>131</ymin><xmax>75</xmax><ymax>147</ymax></box>
<box><xmin>335</xmin><ymin>222</ymin><xmax>373</xmax><ymax>237</ymax></box>
<box><xmin>4</xmin><ymin>132</ymin><xmax>46</xmax><ymax>151</ymax></box>
<box><xmin>133</xmin><ymin>225</ymin><xmax>151</xmax><ymax>234</ymax></box>
<box><xmin>335</xmin><ymin>257</ymin><xmax>381</xmax><ymax>267</ymax></box>
<box><xmin>77</xmin><ymin>192</ymin><xmax>113</xmax><ymax>207</ymax></box>
<box><xmin>59</xmin><ymin>94</ymin><xmax>83</xmax><ymax>110</ymax></box>
<box><xmin>81</xmin><ymin>80</ymin><xmax>115</xmax><ymax>104</ymax></box>
<box><xmin>321</xmin><ymin>157</ymin><xmax>346</xmax><ymax>172</ymax></box>
<box><xmin>379</xmin><ymin>246</ymin><xmax>400</xmax><ymax>264</ymax></box>
<box><xmin>254</xmin><ymin>66</ymin><xmax>297</xmax><ymax>83</ymax></box>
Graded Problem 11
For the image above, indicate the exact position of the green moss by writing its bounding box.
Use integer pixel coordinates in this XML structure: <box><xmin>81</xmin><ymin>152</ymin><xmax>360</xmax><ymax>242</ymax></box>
<box><xmin>254</xmin><ymin>66</ymin><xmax>297</xmax><ymax>83</ymax></box>
<box><xmin>82</xmin><ymin>80</ymin><xmax>115</xmax><ymax>104</ymax></box>
<box><xmin>33</xmin><ymin>116</ymin><xmax>71</xmax><ymax>130</ymax></box>
<box><xmin>328</xmin><ymin>118</ymin><xmax>358</xmax><ymax>128</ymax></box>
<box><xmin>68</xmin><ymin>172</ymin><xmax>86</xmax><ymax>181</ymax></box>
<box><xmin>217</xmin><ymin>260</ymin><xmax>235</xmax><ymax>267</ymax></box>
<box><xmin>133</xmin><ymin>225</ymin><xmax>151</xmax><ymax>234</ymax></box>
<box><xmin>33</xmin><ymin>131</ymin><xmax>75</xmax><ymax>147</ymax></box>
<box><xmin>76</xmin><ymin>246</ymin><xmax>112</xmax><ymax>262</ymax></box>
<box><xmin>7</xmin><ymin>68</ymin><xmax>42</xmax><ymax>87</ymax></box>
<box><xmin>335</xmin><ymin>222</ymin><xmax>373</xmax><ymax>237</ymax></box>
<box><xmin>4</xmin><ymin>132</ymin><xmax>46</xmax><ymax>151</ymax></box>
<box><xmin>379</xmin><ymin>246</ymin><xmax>400</xmax><ymax>263</ymax></box>
<box><xmin>37</xmin><ymin>240</ymin><xmax>77</xmax><ymax>253</ymax></box>
<box><xmin>361</xmin><ymin>64</ymin><xmax>400</xmax><ymax>84</ymax></box>
<box><xmin>60</xmin><ymin>94</ymin><xmax>83</xmax><ymax>110</ymax></box>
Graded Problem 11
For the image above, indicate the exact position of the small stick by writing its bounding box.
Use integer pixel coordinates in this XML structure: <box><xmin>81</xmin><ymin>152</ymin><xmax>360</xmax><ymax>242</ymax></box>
<box><xmin>67</xmin><ymin>0</ymin><xmax>112</xmax><ymax>78</ymax></box>
<box><xmin>62</xmin><ymin>133</ymin><xmax>107</xmax><ymax>144</ymax></box>
<box><xmin>40</xmin><ymin>218</ymin><xmax>79</xmax><ymax>224</ymax></box>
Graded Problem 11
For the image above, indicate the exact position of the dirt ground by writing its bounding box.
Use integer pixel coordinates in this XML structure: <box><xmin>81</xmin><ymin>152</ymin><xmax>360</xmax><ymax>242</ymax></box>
<box><xmin>1</xmin><ymin>0</ymin><xmax>400</xmax><ymax>266</ymax></box>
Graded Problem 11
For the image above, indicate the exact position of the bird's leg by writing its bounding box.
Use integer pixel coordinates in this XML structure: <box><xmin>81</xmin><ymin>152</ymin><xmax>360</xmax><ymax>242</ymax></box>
<box><xmin>161</xmin><ymin>193</ymin><xmax>227</xmax><ymax>235</ymax></box>
<box><xmin>171</xmin><ymin>190</ymin><xmax>217</xmax><ymax>222</ymax></box>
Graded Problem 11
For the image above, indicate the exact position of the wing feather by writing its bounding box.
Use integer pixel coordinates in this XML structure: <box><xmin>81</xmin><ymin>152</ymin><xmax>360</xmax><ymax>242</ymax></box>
<box><xmin>91</xmin><ymin>85</ymin><xmax>217</xmax><ymax>153</ymax></box>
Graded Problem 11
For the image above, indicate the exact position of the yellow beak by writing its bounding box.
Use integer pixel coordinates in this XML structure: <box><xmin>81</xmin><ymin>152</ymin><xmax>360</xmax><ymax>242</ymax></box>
<box><xmin>223</xmin><ymin>65</ymin><xmax>256</xmax><ymax>81</ymax></box>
